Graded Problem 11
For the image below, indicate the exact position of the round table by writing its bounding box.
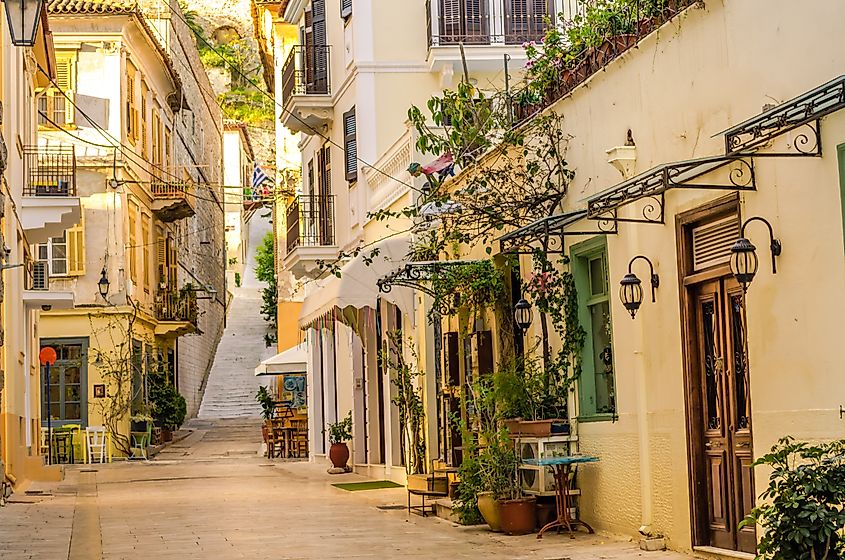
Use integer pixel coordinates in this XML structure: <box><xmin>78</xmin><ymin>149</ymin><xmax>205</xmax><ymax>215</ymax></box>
<box><xmin>522</xmin><ymin>454</ymin><xmax>599</xmax><ymax>539</ymax></box>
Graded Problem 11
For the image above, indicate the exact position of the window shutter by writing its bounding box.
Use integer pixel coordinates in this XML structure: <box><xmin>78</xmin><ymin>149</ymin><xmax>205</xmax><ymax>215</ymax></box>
<box><xmin>440</xmin><ymin>0</ymin><xmax>462</xmax><ymax>39</ymax></box>
<box><xmin>312</xmin><ymin>0</ymin><xmax>327</xmax><ymax>45</ymax></box>
<box><xmin>54</xmin><ymin>53</ymin><xmax>76</xmax><ymax>125</ymax></box>
<box><xmin>475</xmin><ymin>331</ymin><xmax>494</xmax><ymax>376</ymax></box>
<box><xmin>157</xmin><ymin>235</ymin><xmax>167</xmax><ymax>287</ymax></box>
<box><xmin>67</xmin><ymin>218</ymin><xmax>85</xmax><ymax>276</ymax></box>
<box><xmin>341</xmin><ymin>0</ymin><xmax>352</xmax><ymax>19</ymax></box>
<box><xmin>343</xmin><ymin>108</ymin><xmax>357</xmax><ymax>182</ymax></box>
<box><xmin>444</xmin><ymin>332</ymin><xmax>460</xmax><ymax>387</ymax></box>
<box><xmin>126</xmin><ymin>62</ymin><xmax>137</xmax><ymax>142</ymax></box>
<box><xmin>168</xmin><ymin>238</ymin><xmax>177</xmax><ymax>289</ymax></box>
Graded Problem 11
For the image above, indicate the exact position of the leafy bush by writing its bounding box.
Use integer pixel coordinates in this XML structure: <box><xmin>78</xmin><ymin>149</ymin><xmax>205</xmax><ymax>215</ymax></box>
<box><xmin>742</xmin><ymin>437</ymin><xmax>845</xmax><ymax>560</ymax></box>
<box><xmin>149</xmin><ymin>370</ymin><xmax>186</xmax><ymax>430</ymax></box>
<box><xmin>328</xmin><ymin>412</ymin><xmax>353</xmax><ymax>444</ymax></box>
<box><xmin>255</xmin><ymin>386</ymin><xmax>275</xmax><ymax>421</ymax></box>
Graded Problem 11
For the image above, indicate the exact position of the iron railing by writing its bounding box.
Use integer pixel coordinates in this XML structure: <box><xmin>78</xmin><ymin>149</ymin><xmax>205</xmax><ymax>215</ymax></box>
<box><xmin>282</xmin><ymin>45</ymin><xmax>331</xmax><ymax>105</ymax></box>
<box><xmin>23</xmin><ymin>145</ymin><xmax>77</xmax><ymax>197</ymax></box>
<box><xmin>150</xmin><ymin>180</ymin><xmax>191</xmax><ymax>200</ymax></box>
<box><xmin>286</xmin><ymin>194</ymin><xmax>336</xmax><ymax>254</ymax></box>
<box><xmin>427</xmin><ymin>0</ymin><xmax>569</xmax><ymax>47</ymax></box>
<box><xmin>155</xmin><ymin>290</ymin><xmax>198</xmax><ymax>325</ymax></box>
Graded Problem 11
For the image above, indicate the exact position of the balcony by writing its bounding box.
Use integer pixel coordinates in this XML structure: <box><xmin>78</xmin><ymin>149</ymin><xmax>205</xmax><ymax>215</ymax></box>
<box><xmin>426</xmin><ymin>0</ymin><xmax>558</xmax><ymax>71</ymax></box>
<box><xmin>20</xmin><ymin>145</ymin><xmax>82</xmax><ymax>244</ymax></box>
<box><xmin>151</xmin><ymin>180</ymin><xmax>195</xmax><ymax>222</ymax></box>
<box><xmin>154</xmin><ymin>289</ymin><xmax>198</xmax><ymax>337</ymax></box>
<box><xmin>281</xmin><ymin>45</ymin><xmax>333</xmax><ymax>134</ymax></box>
<box><xmin>284</xmin><ymin>194</ymin><xmax>337</xmax><ymax>279</ymax></box>
<box><xmin>23</xmin><ymin>260</ymin><xmax>76</xmax><ymax>310</ymax></box>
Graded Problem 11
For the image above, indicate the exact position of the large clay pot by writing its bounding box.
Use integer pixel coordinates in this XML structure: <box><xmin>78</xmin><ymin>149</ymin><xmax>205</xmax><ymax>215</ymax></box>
<box><xmin>329</xmin><ymin>442</ymin><xmax>350</xmax><ymax>469</ymax></box>
<box><xmin>477</xmin><ymin>491</ymin><xmax>502</xmax><ymax>532</ymax></box>
<box><xmin>498</xmin><ymin>496</ymin><xmax>537</xmax><ymax>536</ymax></box>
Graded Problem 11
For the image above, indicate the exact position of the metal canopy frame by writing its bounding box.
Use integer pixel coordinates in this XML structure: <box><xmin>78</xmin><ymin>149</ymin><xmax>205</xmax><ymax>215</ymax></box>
<box><xmin>586</xmin><ymin>155</ymin><xmax>755</xmax><ymax>224</ymax></box>
<box><xmin>497</xmin><ymin>210</ymin><xmax>617</xmax><ymax>254</ymax></box>
<box><xmin>723</xmin><ymin>75</ymin><xmax>845</xmax><ymax>157</ymax></box>
<box><xmin>377</xmin><ymin>260</ymin><xmax>481</xmax><ymax>315</ymax></box>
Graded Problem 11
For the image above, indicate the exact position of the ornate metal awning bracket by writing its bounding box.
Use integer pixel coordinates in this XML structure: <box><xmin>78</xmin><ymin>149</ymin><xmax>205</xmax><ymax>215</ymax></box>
<box><xmin>377</xmin><ymin>261</ymin><xmax>479</xmax><ymax>315</ymax></box>
<box><xmin>723</xmin><ymin>75</ymin><xmax>845</xmax><ymax>157</ymax></box>
<box><xmin>586</xmin><ymin>155</ymin><xmax>755</xmax><ymax>225</ymax></box>
<box><xmin>497</xmin><ymin>211</ymin><xmax>618</xmax><ymax>255</ymax></box>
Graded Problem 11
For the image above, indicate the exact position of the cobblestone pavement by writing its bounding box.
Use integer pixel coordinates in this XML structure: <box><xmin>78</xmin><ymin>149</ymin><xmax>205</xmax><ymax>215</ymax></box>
<box><xmin>0</xmin><ymin>419</ymin><xmax>693</xmax><ymax>560</ymax></box>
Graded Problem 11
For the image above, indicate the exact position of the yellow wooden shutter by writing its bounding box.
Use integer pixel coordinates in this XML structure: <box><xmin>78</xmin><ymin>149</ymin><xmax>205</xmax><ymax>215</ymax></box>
<box><xmin>140</xmin><ymin>80</ymin><xmax>148</xmax><ymax>158</ymax></box>
<box><xmin>126</xmin><ymin>61</ymin><xmax>137</xmax><ymax>142</ymax></box>
<box><xmin>128</xmin><ymin>203</ymin><xmax>138</xmax><ymax>283</ymax></box>
<box><xmin>142</xmin><ymin>215</ymin><xmax>151</xmax><ymax>292</ymax></box>
<box><xmin>168</xmin><ymin>238</ymin><xmax>177</xmax><ymax>289</ymax></box>
<box><xmin>66</xmin><ymin>216</ymin><xmax>85</xmax><ymax>276</ymax></box>
<box><xmin>55</xmin><ymin>52</ymin><xmax>76</xmax><ymax>125</ymax></box>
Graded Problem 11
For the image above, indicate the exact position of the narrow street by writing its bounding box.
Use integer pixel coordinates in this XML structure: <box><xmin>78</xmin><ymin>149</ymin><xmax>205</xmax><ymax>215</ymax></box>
<box><xmin>0</xmin><ymin>420</ymin><xmax>690</xmax><ymax>560</ymax></box>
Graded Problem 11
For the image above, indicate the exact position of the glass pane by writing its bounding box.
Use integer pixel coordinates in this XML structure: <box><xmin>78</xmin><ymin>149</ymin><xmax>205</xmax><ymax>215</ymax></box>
<box><xmin>38</xmin><ymin>244</ymin><xmax>48</xmax><ymax>260</ymax></box>
<box><xmin>702</xmin><ymin>301</ymin><xmax>721</xmax><ymax>430</ymax></box>
<box><xmin>49</xmin><ymin>367</ymin><xmax>60</xmax><ymax>383</ymax></box>
<box><xmin>65</xmin><ymin>385</ymin><xmax>80</xmax><ymax>402</ymax></box>
<box><xmin>64</xmin><ymin>366</ymin><xmax>81</xmax><ymax>384</ymax></box>
<box><xmin>64</xmin><ymin>403</ymin><xmax>81</xmax><ymax>421</ymax></box>
<box><xmin>49</xmin><ymin>403</ymin><xmax>60</xmax><ymax>420</ymax></box>
<box><xmin>67</xmin><ymin>345</ymin><xmax>82</xmax><ymax>360</ymax></box>
<box><xmin>49</xmin><ymin>386</ymin><xmax>61</xmax><ymax>403</ymax></box>
<box><xmin>730</xmin><ymin>295</ymin><xmax>750</xmax><ymax>430</ymax></box>
<box><xmin>53</xmin><ymin>245</ymin><xmax>67</xmax><ymax>259</ymax></box>
<box><xmin>589</xmin><ymin>300</ymin><xmax>614</xmax><ymax>413</ymax></box>
<box><xmin>52</xmin><ymin>257</ymin><xmax>67</xmax><ymax>276</ymax></box>
<box><xmin>589</xmin><ymin>256</ymin><xmax>606</xmax><ymax>297</ymax></box>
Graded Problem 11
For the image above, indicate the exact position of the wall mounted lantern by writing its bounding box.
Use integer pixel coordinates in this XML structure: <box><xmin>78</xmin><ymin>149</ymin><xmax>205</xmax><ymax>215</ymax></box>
<box><xmin>3</xmin><ymin>0</ymin><xmax>44</xmax><ymax>47</ymax></box>
<box><xmin>619</xmin><ymin>255</ymin><xmax>659</xmax><ymax>319</ymax></box>
<box><xmin>514</xmin><ymin>298</ymin><xmax>533</xmax><ymax>333</ymax></box>
<box><xmin>97</xmin><ymin>268</ymin><xmax>110</xmax><ymax>299</ymax></box>
<box><xmin>730</xmin><ymin>216</ymin><xmax>782</xmax><ymax>292</ymax></box>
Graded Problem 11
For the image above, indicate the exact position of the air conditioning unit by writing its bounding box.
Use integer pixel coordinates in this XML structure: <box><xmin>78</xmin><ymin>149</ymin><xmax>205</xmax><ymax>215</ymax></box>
<box><xmin>31</xmin><ymin>261</ymin><xmax>48</xmax><ymax>290</ymax></box>
<box><xmin>515</xmin><ymin>435</ymin><xmax>577</xmax><ymax>495</ymax></box>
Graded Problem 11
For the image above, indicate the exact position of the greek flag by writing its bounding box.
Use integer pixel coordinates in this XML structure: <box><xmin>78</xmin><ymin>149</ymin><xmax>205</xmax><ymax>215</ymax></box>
<box><xmin>251</xmin><ymin>163</ymin><xmax>273</xmax><ymax>200</ymax></box>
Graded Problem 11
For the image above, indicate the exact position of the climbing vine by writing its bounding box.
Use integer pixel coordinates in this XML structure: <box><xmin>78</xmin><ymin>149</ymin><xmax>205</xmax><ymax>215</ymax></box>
<box><xmin>383</xmin><ymin>332</ymin><xmax>426</xmax><ymax>476</ymax></box>
<box><xmin>429</xmin><ymin>260</ymin><xmax>507</xmax><ymax>323</ymax></box>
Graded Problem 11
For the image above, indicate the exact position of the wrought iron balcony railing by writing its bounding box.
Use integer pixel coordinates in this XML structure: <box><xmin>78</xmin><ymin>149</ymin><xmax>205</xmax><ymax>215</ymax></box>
<box><xmin>286</xmin><ymin>194</ymin><xmax>336</xmax><ymax>254</ymax></box>
<box><xmin>23</xmin><ymin>145</ymin><xmax>77</xmax><ymax>197</ymax></box>
<box><xmin>155</xmin><ymin>289</ymin><xmax>198</xmax><ymax>325</ymax></box>
<box><xmin>427</xmin><ymin>0</ymin><xmax>561</xmax><ymax>47</ymax></box>
<box><xmin>282</xmin><ymin>45</ymin><xmax>331</xmax><ymax>105</ymax></box>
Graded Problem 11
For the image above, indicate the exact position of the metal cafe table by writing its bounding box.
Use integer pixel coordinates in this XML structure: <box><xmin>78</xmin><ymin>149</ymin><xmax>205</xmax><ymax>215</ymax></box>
<box><xmin>522</xmin><ymin>454</ymin><xmax>599</xmax><ymax>539</ymax></box>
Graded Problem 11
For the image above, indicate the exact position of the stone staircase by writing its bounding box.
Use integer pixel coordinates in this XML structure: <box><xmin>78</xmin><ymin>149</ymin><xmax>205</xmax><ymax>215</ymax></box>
<box><xmin>197</xmin><ymin>215</ymin><xmax>274</xmax><ymax>419</ymax></box>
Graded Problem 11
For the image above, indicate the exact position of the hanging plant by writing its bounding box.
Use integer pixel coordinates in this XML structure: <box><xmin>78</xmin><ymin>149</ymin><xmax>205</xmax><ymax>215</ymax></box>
<box><xmin>428</xmin><ymin>260</ymin><xmax>507</xmax><ymax>321</ymax></box>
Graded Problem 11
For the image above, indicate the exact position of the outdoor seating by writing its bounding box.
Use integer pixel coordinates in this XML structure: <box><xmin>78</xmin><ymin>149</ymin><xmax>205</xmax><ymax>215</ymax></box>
<box><xmin>289</xmin><ymin>419</ymin><xmax>308</xmax><ymax>458</ymax></box>
<box><xmin>130</xmin><ymin>431</ymin><xmax>149</xmax><ymax>460</ymax></box>
<box><xmin>85</xmin><ymin>427</ymin><xmax>107</xmax><ymax>464</ymax></box>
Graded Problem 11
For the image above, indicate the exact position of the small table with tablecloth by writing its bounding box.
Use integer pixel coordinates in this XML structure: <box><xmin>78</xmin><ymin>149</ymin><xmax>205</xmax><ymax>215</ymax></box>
<box><xmin>522</xmin><ymin>454</ymin><xmax>599</xmax><ymax>539</ymax></box>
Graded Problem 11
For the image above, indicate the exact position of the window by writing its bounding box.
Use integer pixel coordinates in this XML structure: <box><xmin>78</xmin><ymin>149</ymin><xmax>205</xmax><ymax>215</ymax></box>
<box><xmin>164</xmin><ymin>126</ymin><xmax>172</xmax><ymax>169</ymax></box>
<box><xmin>140</xmin><ymin>79</ymin><xmax>149</xmax><ymax>158</ymax></box>
<box><xmin>343</xmin><ymin>107</ymin><xmax>357</xmax><ymax>183</ymax></box>
<box><xmin>35</xmin><ymin>220</ymin><xmax>85</xmax><ymax>277</ymax></box>
<box><xmin>38</xmin><ymin>51</ymin><xmax>76</xmax><ymax>127</ymax></box>
<box><xmin>572</xmin><ymin>237</ymin><xmax>616</xmax><ymax>419</ymax></box>
<box><xmin>142</xmin><ymin>214</ymin><xmax>151</xmax><ymax>293</ymax></box>
<box><xmin>129</xmin><ymin>202</ymin><xmax>139</xmax><ymax>284</ymax></box>
<box><xmin>40</xmin><ymin>339</ymin><xmax>88</xmax><ymax>427</ymax></box>
<box><xmin>126</xmin><ymin>61</ymin><xmax>138</xmax><ymax>143</ymax></box>
<box><xmin>151</xmin><ymin>107</ymin><xmax>162</xmax><ymax>167</ymax></box>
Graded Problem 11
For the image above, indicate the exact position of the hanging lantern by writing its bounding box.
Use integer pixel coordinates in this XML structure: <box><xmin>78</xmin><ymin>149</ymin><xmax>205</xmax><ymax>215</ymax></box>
<box><xmin>4</xmin><ymin>0</ymin><xmax>44</xmax><ymax>47</ymax></box>
<box><xmin>619</xmin><ymin>273</ymin><xmax>643</xmax><ymax>319</ymax></box>
<box><xmin>729</xmin><ymin>237</ymin><xmax>758</xmax><ymax>291</ymax></box>
<box><xmin>98</xmin><ymin>268</ymin><xmax>110</xmax><ymax>298</ymax></box>
<box><xmin>513</xmin><ymin>298</ymin><xmax>533</xmax><ymax>333</ymax></box>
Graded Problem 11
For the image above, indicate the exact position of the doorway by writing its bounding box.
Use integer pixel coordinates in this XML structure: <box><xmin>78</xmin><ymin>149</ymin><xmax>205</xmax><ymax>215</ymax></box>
<box><xmin>679</xmin><ymin>198</ymin><xmax>756</xmax><ymax>554</ymax></box>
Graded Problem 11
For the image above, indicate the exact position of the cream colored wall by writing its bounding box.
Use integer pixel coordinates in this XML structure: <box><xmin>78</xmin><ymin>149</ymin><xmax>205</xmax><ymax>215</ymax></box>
<box><xmin>489</xmin><ymin>0</ymin><xmax>845</xmax><ymax>550</ymax></box>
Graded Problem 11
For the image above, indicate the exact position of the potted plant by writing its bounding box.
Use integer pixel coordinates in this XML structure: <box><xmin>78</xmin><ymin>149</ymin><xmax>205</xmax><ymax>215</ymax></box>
<box><xmin>481</xmin><ymin>428</ymin><xmax>536</xmax><ymax>535</ymax></box>
<box><xmin>130</xmin><ymin>413</ymin><xmax>152</xmax><ymax>434</ymax></box>
<box><xmin>255</xmin><ymin>386</ymin><xmax>275</xmax><ymax>443</ymax></box>
<box><xmin>327</xmin><ymin>412</ymin><xmax>352</xmax><ymax>469</ymax></box>
<box><xmin>149</xmin><ymin>370</ymin><xmax>186</xmax><ymax>442</ymax></box>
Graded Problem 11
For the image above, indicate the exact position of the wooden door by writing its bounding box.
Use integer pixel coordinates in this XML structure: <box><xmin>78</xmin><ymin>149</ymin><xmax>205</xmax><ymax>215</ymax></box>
<box><xmin>690</xmin><ymin>277</ymin><xmax>756</xmax><ymax>553</ymax></box>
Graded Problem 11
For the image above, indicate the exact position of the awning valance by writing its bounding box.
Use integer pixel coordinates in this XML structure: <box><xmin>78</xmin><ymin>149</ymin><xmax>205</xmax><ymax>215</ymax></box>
<box><xmin>298</xmin><ymin>234</ymin><xmax>414</xmax><ymax>329</ymax></box>
<box><xmin>254</xmin><ymin>343</ymin><xmax>308</xmax><ymax>376</ymax></box>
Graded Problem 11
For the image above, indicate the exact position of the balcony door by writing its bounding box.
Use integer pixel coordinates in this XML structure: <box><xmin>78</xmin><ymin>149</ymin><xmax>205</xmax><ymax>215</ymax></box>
<box><xmin>504</xmin><ymin>0</ymin><xmax>553</xmax><ymax>44</ymax></box>
<box><xmin>304</xmin><ymin>0</ymin><xmax>328</xmax><ymax>94</ymax></box>
<box><xmin>440</xmin><ymin>0</ymin><xmax>488</xmax><ymax>44</ymax></box>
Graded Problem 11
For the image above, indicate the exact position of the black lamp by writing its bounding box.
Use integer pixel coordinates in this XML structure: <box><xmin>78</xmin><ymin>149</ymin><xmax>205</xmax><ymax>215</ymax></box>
<box><xmin>98</xmin><ymin>268</ymin><xmax>110</xmax><ymax>298</ymax></box>
<box><xmin>4</xmin><ymin>0</ymin><xmax>44</xmax><ymax>47</ymax></box>
<box><xmin>619</xmin><ymin>255</ymin><xmax>659</xmax><ymax>319</ymax></box>
<box><xmin>730</xmin><ymin>216</ymin><xmax>781</xmax><ymax>292</ymax></box>
<box><xmin>514</xmin><ymin>298</ymin><xmax>533</xmax><ymax>333</ymax></box>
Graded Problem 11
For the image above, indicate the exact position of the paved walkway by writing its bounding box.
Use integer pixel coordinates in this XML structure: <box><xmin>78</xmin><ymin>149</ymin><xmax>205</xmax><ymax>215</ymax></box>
<box><xmin>197</xmin><ymin>215</ymin><xmax>274</xmax><ymax>419</ymax></box>
<box><xmin>0</xmin><ymin>419</ymin><xmax>694</xmax><ymax>560</ymax></box>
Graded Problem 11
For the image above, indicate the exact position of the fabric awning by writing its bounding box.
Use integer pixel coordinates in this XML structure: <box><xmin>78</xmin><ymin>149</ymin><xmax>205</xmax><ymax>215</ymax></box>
<box><xmin>298</xmin><ymin>234</ymin><xmax>414</xmax><ymax>329</ymax></box>
<box><xmin>254</xmin><ymin>343</ymin><xmax>308</xmax><ymax>376</ymax></box>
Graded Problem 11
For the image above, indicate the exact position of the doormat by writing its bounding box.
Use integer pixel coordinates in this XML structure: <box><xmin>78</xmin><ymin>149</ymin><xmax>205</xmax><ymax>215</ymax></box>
<box><xmin>376</xmin><ymin>505</ymin><xmax>406</xmax><ymax>510</ymax></box>
<box><xmin>332</xmin><ymin>481</ymin><xmax>403</xmax><ymax>491</ymax></box>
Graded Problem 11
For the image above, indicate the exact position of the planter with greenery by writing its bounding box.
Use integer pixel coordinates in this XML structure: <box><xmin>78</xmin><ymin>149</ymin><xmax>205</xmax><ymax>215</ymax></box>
<box><xmin>327</xmin><ymin>412</ymin><xmax>353</xmax><ymax>470</ymax></box>
<box><xmin>742</xmin><ymin>437</ymin><xmax>845</xmax><ymax>560</ymax></box>
<box><xmin>149</xmin><ymin>366</ymin><xmax>187</xmax><ymax>440</ymax></box>
<box><xmin>256</xmin><ymin>386</ymin><xmax>275</xmax><ymax>443</ymax></box>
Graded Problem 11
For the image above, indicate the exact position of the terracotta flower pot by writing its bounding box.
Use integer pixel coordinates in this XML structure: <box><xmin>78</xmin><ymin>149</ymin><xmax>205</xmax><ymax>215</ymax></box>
<box><xmin>477</xmin><ymin>491</ymin><xmax>503</xmax><ymax>532</ymax></box>
<box><xmin>329</xmin><ymin>442</ymin><xmax>350</xmax><ymax>469</ymax></box>
<box><xmin>261</xmin><ymin>423</ymin><xmax>269</xmax><ymax>443</ymax></box>
<box><xmin>518</xmin><ymin>420</ymin><xmax>553</xmax><ymax>437</ymax></box>
<box><xmin>498</xmin><ymin>496</ymin><xmax>537</xmax><ymax>535</ymax></box>
<box><xmin>612</xmin><ymin>34</ymin><xmax>638</xmax><ymax>54</ymax></box>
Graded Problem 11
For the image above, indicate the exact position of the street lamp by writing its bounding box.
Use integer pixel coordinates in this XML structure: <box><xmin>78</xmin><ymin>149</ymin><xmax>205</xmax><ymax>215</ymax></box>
<box><xmin>619</xmin><ymin>255</ymin><xmax>659</xmax><ymax>319</ymax></box>
<box><xmin>730</xmin><ymin>216</ymin><xmax>782</xmax><ymax>292</ymax></box>
<box><xmin>514</xmin><ymin>298</ymin><xmax>533</xmax><ymax>333</ymax></box>
<box><xmin>98</xmin><ymin>268</ymin><xmax>110</xmax><ymax>299</ymax></box>
<box><xmin>3</xmin><ymin>0</ymin><xmax>44</xmax><ymax>47</ymax></box>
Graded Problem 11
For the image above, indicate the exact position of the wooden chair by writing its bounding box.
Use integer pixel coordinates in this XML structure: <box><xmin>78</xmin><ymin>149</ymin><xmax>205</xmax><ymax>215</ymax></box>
<box><xmin>85</xmin><ymin>427</ymin><xmax>107</xmax><ymax>464</ymax></box>
<box><xmin>289</xmin><ymin>419</ymin><xmax>308</xmax><ymax>458</ymax></box>
<box><xmin>267</xmin><ymin>420</ymin><xmax>288</xmax><ymax>459</ymax></box>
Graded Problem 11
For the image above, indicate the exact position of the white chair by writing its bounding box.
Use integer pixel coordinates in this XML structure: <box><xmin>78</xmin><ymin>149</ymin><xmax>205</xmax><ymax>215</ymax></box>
<box><xmin>85</xmin><ymin>427</ymin><xmax>107</xmax><ymax>464</ymax></box>
<box><xmin>39</xmin><ymin>427</ymin><xmax>50</xmax><ymax>457</ymax></box>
